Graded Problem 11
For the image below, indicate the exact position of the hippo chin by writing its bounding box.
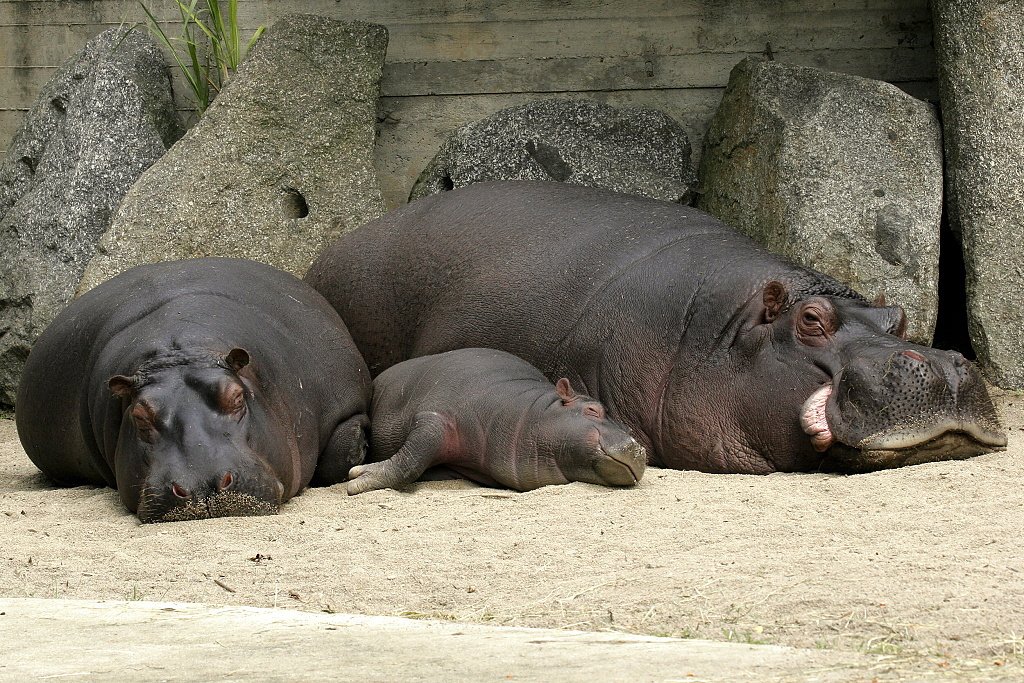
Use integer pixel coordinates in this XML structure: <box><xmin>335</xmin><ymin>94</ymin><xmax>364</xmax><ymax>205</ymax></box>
<box><xmin>305</xmin><ymin>181</ymin><xmax>1007</xmax><ymax>474</ymax></box>
<box><xmin>17</xmin><ymin>258</ymin><xmax>371</xmax><ymax>522</ymax></box>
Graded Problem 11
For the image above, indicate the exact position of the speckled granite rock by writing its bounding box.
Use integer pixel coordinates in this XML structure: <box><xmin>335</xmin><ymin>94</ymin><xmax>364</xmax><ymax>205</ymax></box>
<box><xmin>698</xmin><ymin>58</ymin><xmax>943</xmax><ymax>345</ymax></box>
<box><xmin>77</xmin><ymin>14</ymin><xmax>387</xmax><ymax>296</ymax></box>
<box><xmin>410</xmin><ymin>99</ymin><xmax>696</xmax><ymax>204</ymax></box>
<box><xmin>0</xmin><ymin>27</ymin><xmax>182</xmax><ymax>407</ymax></box>
<box><xmin>933</xmin><ymin>0</ymin><xmax>1024</xmax><ymax>388</ymax></box>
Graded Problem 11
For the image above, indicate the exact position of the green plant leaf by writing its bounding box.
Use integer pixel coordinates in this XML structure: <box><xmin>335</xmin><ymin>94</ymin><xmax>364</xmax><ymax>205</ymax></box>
<box><xmin>139</xmin><ymin>2</ymin><xmax>209</xmax><ymax>111</ymax></box>
<box><xmin>246</xmin><ymin>25</ymin><xmax>266</xmax><ymax>53</ymax></box>
<box><xmin>137</xmin><ymin>0</ymin><xmax>264</xmax><ymax>114</ymax></box>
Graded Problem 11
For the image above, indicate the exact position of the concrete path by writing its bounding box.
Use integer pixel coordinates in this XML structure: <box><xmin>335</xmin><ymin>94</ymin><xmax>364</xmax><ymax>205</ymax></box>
<box><xmin>0</xmin><ymin>598</ymin><xmax>877</xmax><ymax>682</ymax></box>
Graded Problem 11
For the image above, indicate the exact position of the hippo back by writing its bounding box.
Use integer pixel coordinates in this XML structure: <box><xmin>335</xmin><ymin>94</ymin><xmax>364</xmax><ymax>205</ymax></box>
<box><xmin>311</xmin><ymin>187</ymin><xmax>849</xmax><ymax>375</ymax></box>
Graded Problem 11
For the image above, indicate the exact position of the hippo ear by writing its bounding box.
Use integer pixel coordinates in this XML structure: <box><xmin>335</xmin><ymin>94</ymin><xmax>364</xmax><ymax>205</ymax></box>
<box><xmin>225</xmin><ymin>348</ymin><xmax>250</xmax><ymax>372</ymax></box>
<box><xmin>889</xmin><ymin>306</ymin><xmax>909</xmax><ymax>340</ymax></box>
<box><xmin>108</xmin><ymin>375</ymin><xmax>136</xmax><ymax>399</ymax></box>
<box><xmin>555</xmin><ymin>378</ymin><xmax>577</xmax><ymax>404</ymax></box>
<box><xmin>893</xmin><ymin>313</ymin><xmax>908</xmax><ymax>340</ymax></box>
<box><xmin>867</xmin><ymin>292</ymin><xmax>910</xmax><ymax>338</ymax></box>
<box><xmin>762</xmin><ymin>281</ymin><xmax>788</xmax><ymax>323</ymax></box>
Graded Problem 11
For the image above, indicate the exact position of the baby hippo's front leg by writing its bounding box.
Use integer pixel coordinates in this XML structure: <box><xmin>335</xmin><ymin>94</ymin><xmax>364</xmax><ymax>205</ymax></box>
<box><xmin>347</xmin><ymin>412</ymin><xmax>446</xmax><ymax>495</ymax></box>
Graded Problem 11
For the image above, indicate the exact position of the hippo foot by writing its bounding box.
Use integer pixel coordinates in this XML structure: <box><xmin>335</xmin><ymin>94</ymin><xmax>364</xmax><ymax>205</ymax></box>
<box><xmin>348</xmin><ymin>412</ymin><xmax>446</xmax><ymax>494</ymax></box>
<box><xmin>346</xmin><ymin>460</ymin><xmax>410</xmax><ymax>495</ymax></box>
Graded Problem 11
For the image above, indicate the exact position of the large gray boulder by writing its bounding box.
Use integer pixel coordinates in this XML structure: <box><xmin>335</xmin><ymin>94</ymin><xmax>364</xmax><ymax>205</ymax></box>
<box><xmin>698</xmin><ymin>58</ymin><xmax>943</xmax><ymax>345</ymax></box>
<box><xmin>933</xmin><ymin>0</ymin><xmax>1024</xmax><ymax>389</ymax></box>
<box><xmin>77</xmin><ymin>14</ymin><xmax>387</xmax><ymax>295</ymax></box>
<box><xmin>0</xmin><ymin>28</ymin><xmax>182</xmax><ymax>407</ymax></box>
<box><xmin>410</xmin><ymin>99</ymin><xmax>696</xmax><ymax>204</ymax></box>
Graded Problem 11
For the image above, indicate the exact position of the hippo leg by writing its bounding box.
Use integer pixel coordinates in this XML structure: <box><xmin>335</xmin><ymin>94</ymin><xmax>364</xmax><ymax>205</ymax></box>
<box><xmin>347</xmin><ymin>412</ymin><xmax>445</xmax><ymax>495</ymax></box>
<box><xmin>312</xmin><ymin>414</ymin><xmax>370</xmax><ymax>486</ymax></box>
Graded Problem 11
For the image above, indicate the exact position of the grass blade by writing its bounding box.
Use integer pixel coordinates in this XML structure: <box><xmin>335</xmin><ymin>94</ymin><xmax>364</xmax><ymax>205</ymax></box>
<box><xmin>139</xmin><ymin>2</ymin><xmax>207</xmax><ymax>110</ymax></box>
<box><xmin>138</xmin><ymin>0</ymin><xmax>264</xmax><ymax>114</ymax></box>
<box><xmin>245</xmin><ymin>25</ymin><xmax>266</xmax><ymax>53</ymax></box>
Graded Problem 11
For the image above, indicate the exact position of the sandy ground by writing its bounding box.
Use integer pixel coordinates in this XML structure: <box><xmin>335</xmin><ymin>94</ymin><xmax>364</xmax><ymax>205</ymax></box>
<box><xmin>1</xmin><ymin>391</ymin><xmax>1022</xmax><ymax>681</ymax></box>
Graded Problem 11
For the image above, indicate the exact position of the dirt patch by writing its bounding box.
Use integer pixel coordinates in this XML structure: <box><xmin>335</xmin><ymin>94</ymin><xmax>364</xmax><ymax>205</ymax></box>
<box><xmin>2</xmin><ymin>391</ymin><xmax>1022</xmax><ymax>681</ymax></box>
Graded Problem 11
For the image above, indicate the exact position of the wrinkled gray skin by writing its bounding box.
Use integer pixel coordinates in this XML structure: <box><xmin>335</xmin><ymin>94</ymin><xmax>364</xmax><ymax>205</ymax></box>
<box><xmin>306</xmin><ymin>181</ymin><xmax>1006</xmax><ymax>474</ymax></box>
<box><xmin>349</xmin><ymin>348</ymin><xmax>646</xmax><ymax>494</ymax></box>
<box><xmin>16</xmin><ymin>258</ymin><xmax>370</xmax><ymax>522</ymax></box>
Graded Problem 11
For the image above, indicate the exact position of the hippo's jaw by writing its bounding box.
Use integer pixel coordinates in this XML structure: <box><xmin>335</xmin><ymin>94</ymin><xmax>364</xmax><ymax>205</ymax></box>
<box><xmin>593</xmin><ymin>438</ymin><xmax>647</xmax><ymax>486</ymax></box>
<box><xmin>827</xmin><ymin>433</ymin><xmax>1002</xmax><ymax>472</ymax></box>
<box><xmin>140</xmin><ymin>490</ymin><xmax>281</xmax><ymax>523</ymax></box>
<box><xmin>799</xmin><ymin>380</ymin><xmax>1007</xmax><ymax>473</ymax></box>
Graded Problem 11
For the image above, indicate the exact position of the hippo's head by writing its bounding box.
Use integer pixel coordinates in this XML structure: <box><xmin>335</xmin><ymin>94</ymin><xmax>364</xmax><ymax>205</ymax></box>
<box><xmin>727</xmin><ymin>281</ymin><xmax>1006</xmax><ymax>472</ymax></box>
<box><xmin>534</xmin><ymin>378</ymin><xmax>647</xmax><ymax>486</ymax></box>
<box><xmin>108</xmin><ymin>348</ymin><xmax>288</xmax><ymax>523</ymax></box>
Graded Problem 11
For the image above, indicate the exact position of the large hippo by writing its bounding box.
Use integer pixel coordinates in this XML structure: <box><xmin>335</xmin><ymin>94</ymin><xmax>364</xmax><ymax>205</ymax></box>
<box><xmin>350</xmin><ymin>348</ymin><xmax>646</xmax><ymax>494</ymax></box>
<box><xmin>16</xmin><ymin>258</ymin><xmax>370</xmax><ymax>522</ymax></box>
<box><xmin>305</xmin><ymin>181</ymin><xmax>1007</xmax><ymax>474</ymax></box>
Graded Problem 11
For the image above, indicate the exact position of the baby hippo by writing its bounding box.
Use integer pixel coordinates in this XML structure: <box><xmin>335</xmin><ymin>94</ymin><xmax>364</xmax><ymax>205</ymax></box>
<box><xmin>347</xmin><ymin>348</ymin><xmax>647</xmax><ymax>495</ymax></box>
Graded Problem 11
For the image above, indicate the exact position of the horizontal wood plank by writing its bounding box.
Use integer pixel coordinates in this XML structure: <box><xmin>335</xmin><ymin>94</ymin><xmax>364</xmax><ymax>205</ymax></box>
<box><xmin>385</xmin><ymin>12</ymin><xmax>933</xmax><ymax>63</ymax></box>
<box><xmin>381</xmin><ymin>47</ymin><xmax>935</xmax><ymax>96</ymax></box>
<box><xmin>0</xmin><ymin>0</ymin><xmax>930</xmax><ymax>26</ymax></box>
<box><xmin>0</xmin><ymin>10</ymin><xmax>933</xmax><ymax>66</ymax></box>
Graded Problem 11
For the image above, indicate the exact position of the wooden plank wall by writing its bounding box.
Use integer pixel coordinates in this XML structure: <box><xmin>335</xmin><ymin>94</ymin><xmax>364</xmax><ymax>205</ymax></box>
<box><xmin>0</xmin><ymin>0</ymin><xmax>936</xmax><ymax>208</ymax></box>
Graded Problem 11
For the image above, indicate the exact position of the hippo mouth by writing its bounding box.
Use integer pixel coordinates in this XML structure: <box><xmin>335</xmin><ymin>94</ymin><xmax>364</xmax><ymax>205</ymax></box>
<box><xmin>595</xmin><ymin>440</ymin><xmax>647</xmax><ymax>486</ymax></box>
<box><xmin>139</xmin><ymin>488</ymin><xmax>281</xmax><ymax>523</ymax></box>
<box><xmin>799</xmin><ymin>382</ymin><xmax>1007</xmax><ymax>472</ymax></box>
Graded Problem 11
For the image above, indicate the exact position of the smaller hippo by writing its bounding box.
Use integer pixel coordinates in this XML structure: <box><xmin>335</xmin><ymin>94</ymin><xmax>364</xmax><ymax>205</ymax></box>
<box><xmin>347</xmin><ymin>348</ymin><xmax>647</xmax><ymax>495</ymax></box>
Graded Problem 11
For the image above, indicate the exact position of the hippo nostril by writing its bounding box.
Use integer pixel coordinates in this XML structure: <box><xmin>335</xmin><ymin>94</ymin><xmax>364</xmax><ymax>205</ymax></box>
<box><xmin>941</xmin><ymin>354</ymin><xmax>971</xmax><ymax>391</ymax></box>
<box><xmin>902</xmin><ymin>350</ymin><xmax>927</xmax><ymax>362</ymax></box>
<box><xmin>171</xmin><ymin>483</ymin><xmax>190</xmax><ymax>499</ymax></box>
<box><xmin>217</xmin><ymin>471</ymin><xmax>234</xmax><ymax>492</ymax></box>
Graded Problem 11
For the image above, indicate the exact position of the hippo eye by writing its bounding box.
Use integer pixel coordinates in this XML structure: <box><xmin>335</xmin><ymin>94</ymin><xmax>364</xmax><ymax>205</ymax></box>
<box><xmin>131</xmin><ymin>404</ymin><xmax>157</xmax><ymax>443</ymax></box>
<box><xmin>796</xmin><ymin>302</ymin><xmax>836</xmax><ymax>344</ymax></box>
<box><xmin>220</xmin><ymin>383</ymin><xmax>247</xmax><ymax>418</ymax></box>
<box><xmin>582</xmin><ymin>404</ymin><xmax>605</xmax><ymax>420</ymax></box>
<box><xmin>800</xmin><ymin>310</ymin><xmax>823</xmax><ymax>334</ymax></box>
